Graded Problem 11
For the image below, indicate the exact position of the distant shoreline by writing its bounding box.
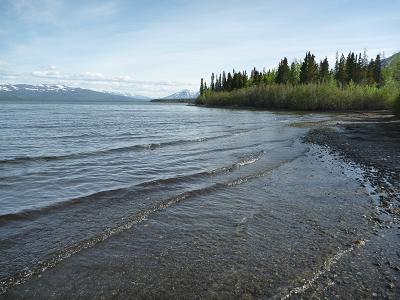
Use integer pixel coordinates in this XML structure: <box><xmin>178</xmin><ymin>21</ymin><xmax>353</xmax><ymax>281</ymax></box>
<box><xmin>151</xmin><ymin>98</ymin><xmax>196</xmax><ymax>104</ymax></box>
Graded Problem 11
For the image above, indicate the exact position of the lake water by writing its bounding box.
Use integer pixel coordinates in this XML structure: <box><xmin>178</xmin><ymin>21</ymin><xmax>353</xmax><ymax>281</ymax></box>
<box><xmin>0</xmin><ymin>102</ymin><xmax>376</xmax><ymax>298</ymax></box>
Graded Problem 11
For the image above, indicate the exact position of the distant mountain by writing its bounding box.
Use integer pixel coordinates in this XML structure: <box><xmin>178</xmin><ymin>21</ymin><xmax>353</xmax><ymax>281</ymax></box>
<box><xmin>382</xmin><ymin>51</ymin><xmax>400</xmax><ymax>68</ymax></box>
<box><xmin>0</xmin><ymin>84</ymin><xmax>145</xmax><ymax>102</ymax></box>
<box><xmin>163</xmin><ymin>89</ymin><xmax>199</xmax><ymax>100</ymax></box>
<box><xmin>104</xmin><ymin>90</ymin><xmax>150</xmax><ymax>100</ymax></box>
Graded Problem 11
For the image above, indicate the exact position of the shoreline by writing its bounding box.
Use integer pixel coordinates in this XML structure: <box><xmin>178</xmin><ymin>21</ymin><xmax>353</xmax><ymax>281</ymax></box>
<box><xmin>298</xmin><ymin>111</ymin><xmax>400</xmax><ymax>298</ymax></box>
<box><xmin>302</xmin><ymin>111</ymin><xmax>399</xmax><ymax>215</ymax></box>
<box><xmin>194</xmin><ymin>103</ymin><xmax>396</xmax><ymax>114</ymax></box>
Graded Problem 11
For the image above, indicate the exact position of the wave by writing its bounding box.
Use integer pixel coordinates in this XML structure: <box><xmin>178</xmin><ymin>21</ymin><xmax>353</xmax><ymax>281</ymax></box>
<box><xmin>0</xmin><ymin>147</ymin><xmax>309</xmax><ymax>295</ymax></box>
<box><xmin>0</xmin><ymin>150</ymin><xmax>264</xmax><ymax>224</ymax></box>
<box><xmin>0</xmin><ymin>134</ymin><xmax>233</xmax><ymax>165</ymax></box>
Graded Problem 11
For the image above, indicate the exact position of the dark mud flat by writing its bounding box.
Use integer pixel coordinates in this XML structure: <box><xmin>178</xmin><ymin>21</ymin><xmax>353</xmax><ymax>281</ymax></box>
<box><xmin>303</xmin><ymin>112</ymin><xmax>400</xmax><ymax>298</ymax></box>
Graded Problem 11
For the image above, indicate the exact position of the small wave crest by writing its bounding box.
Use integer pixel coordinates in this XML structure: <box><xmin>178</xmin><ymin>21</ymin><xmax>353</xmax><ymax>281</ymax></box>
<box><xmin>0</xmin><ymin>150</ymin><xmax>264</xmax><ymax>224</ymax></box>
<box><xmin>0</xmin><ymin>147</ymin><xmax>308</xmax><ymax>295</ymax></box>
<box><xmin>0</xmin><ymin>134</ymin><xmax>232</xmax><ymax>166</ymax></box>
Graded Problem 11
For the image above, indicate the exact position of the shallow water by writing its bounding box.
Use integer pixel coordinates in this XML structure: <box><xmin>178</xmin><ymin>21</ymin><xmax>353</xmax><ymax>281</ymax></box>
<box><xmin>0</xmin><ymin>103</ymin><xmax>377</xmax><ymax>298</ymax></box>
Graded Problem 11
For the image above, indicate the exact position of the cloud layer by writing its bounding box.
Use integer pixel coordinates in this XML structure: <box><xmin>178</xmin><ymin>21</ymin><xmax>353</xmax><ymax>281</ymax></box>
<box><xmin>0</xmin><ymin>0</ymin><xmax>399</xmax><ymax>97</ymax></box>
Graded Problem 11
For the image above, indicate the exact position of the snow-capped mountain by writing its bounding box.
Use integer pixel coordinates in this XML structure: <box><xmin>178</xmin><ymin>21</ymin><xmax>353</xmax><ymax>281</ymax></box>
<box><xmin>104</xmin><ymin>90</ymin><xmax>150</xmax><ymax>100</ymax></box>
<box><xmin>0</xmin><ymin>84</ymin><xmax>146</xmax><ymax>102</ymax></box>
<box><xmin>163</xmin><ymin>89</ymin><xmax>199</xmax><ymax>100</ymax></box>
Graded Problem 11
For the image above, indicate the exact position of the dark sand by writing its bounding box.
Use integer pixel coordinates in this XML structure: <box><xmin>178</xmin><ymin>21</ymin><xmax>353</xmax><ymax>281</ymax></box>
<box><xmin>302</xmin><ymin>111</ymin><xmax>400</xmax><ymax>298</ymax></box>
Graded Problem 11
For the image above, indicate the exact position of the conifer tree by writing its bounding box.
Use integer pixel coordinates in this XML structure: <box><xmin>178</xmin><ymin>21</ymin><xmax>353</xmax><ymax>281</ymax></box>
<box><xmin>216</xmin><ymin>74</ymin><xmax>222</xmax><ymax>91</ymax></box>
<box><xmin>226</xmin><ymin>72</ymin><xmax>233</xmax><ymax>91</ymax></box>
<box><xmin>210</xmin><ymin>73</ymin><xmax>215</xmax><ymax>91</ymax></box>
<box><xmin>276</xmin><ymin>57</ymin><xmax>290</xmax><ymax>84</ymax></box>
<box><xmin>319</xmin><ymin>57</ymin><xmax>330</xmax><ymax>83</ymax></box>
<box><xmin>222</xmin><ymin>72</ymin><xmax>227</xmax><ymax>91</ymax></box>
<box><xmin>354</xmin><ymin>53</ymin><xmax>364</xmax><ymax>84</ymax></box>
<box><xmin>288</xmin><ymin>61</ymin><xmax>300</xmax><ymax>85</ymax></box>
<box><xmin>335</xmin><ymin>54</ymin><xmax>347</xmax><ymax>86</ymax></box>
<box><xmin>300</xmin><ymin>52</ymin><xmax>318</xmax><ymax>84</ymax></box>
<box><xmin>200</xmin><ymin>78</ymin><xmax>204</xmax><ymax>96</ymax></box>
<box><xmin>345</xmin><ymin>52</ymin><xmax>356</xmax><ymax>83</ymax></box>
<box><xmin>334</xmin><ymin>51</ymin><xmax>340</xmax><ymax>76</ymax></box>
<box><xmin>367</xmin><ymin>59</ymin><xmax>376</xmax><ymax>85</ymax></box>
<box><xmin>373</xmin><ymin>54</ymin><xmax>384</xmax><ymax>87</ymax></box>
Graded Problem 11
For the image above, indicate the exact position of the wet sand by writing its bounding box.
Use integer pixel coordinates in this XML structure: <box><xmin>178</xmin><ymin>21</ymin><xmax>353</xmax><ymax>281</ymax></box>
<box><xmin>302</xmin><ymin>111</ymin><xmax>400</xmax><ymax>298</ymax></box>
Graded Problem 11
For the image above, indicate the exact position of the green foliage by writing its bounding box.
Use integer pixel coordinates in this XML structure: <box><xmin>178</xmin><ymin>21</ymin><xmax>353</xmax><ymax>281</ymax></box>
<box><xmin>319</xmin><ymin>57</ymin><xmax>330</xmax><ymax>83</ymax></box>
<box><xmin>300</xmin><ymin>52</ymin><xmax>319</xmax><ymax>84</ymax></box>
<box><xmin>373</xmin><ymin>55</ymin><xmax>384</xmax><ymax>87</ymax></box>
<box><xmin>288</xmin><ymin>61</ymin><xmax>301</xmax><ymax>85</ymax></box>
<box><xmin>384</xmin><ymin>53</ymin><xmax>400</xmax><ymax>83</ymax></box>
<box><xmin>198</xmin><ymin>82</ymin><xmax>396</xmax><ymax>111</ymax></box>
<box><xmin>335</xmin><ymin>54</ymin><xmax>347</xmax><ymax>86</ymax></box>
<box><xmin>276</xmin><ymin>57</ymin><xmax>290</xmax><ymax>84</ymax></box>
<box><xmin>199</xmin><ymin>78</ymin><xmax>204</xmax><ymax>96</ymax></box>
<box><xmin>198</xmin><ymin>49</ymin><xmax>398</xmax><ymax>111</ymax></box>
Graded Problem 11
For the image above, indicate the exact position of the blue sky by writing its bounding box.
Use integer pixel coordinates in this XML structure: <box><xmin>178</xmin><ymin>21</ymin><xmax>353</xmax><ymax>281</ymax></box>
<box><xmin>0</xmin><ymin>0</ymin><xmax>399</xmax><ymax>97</ymax></box>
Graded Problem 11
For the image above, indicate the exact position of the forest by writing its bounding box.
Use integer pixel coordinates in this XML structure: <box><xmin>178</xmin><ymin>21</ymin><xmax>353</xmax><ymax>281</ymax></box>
<box><xmin>197</xmin><ymin>51</ymin><xmax>400</xmax><ymax>112</ymax></box>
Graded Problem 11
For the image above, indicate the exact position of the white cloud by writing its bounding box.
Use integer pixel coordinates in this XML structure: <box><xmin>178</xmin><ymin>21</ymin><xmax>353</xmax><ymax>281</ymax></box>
<box><xmin>0</xmin><ymin>65</ymin><xmax>197</xmax><ymax>97</ymax></box>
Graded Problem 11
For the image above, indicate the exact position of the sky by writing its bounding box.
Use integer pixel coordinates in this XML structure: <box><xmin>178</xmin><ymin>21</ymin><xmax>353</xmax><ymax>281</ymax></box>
<box><xmin>0</xmin><ymin>0</ymin><xmax>399</xmax><ymax>98</ymax></box>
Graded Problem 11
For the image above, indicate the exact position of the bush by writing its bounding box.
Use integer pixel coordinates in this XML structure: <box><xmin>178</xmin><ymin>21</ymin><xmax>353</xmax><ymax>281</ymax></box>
<box><xmin>198</xmin><ymin>83</ymin><xmax>397</xmax><ymax>111</ymax></box>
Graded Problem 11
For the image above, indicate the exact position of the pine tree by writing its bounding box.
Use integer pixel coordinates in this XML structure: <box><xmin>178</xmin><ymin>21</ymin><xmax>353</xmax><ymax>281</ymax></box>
<box><xmin>222</xmin><ymin>72</ymin><xmax>227</xmax><ymax>91</ymax></box>
<box><xmin>276</xmin><ymin>57</ymin><xmax>290</xmax><ymax>84</ymax></box>
<box><xmin>216</xmin><ymin>74</ymin><xmax>222</xmax><ymax>91</ymax></box>
<box><xmin>226</xmin><ymin>72</ymin><xmax>233</xmax><ymax>91</ymax></box>
<box><xmin>335</xmin><ymin>54</ymin><xmax>347</xmax><ymax>86</ymax></box>
<box><xmin>210</xmin><ymin>73</ymin><xmax>215</xmax><ymax>91</ymax></box>
<box><xmin>300</xmin><ymin>52</ymin><xmax>319</xmax><ymax>84</ymax></box>
<box><xmin>373</xmin><ymin>54</ymin><xmax>384</xmax><ymax>87</ymax></box>
<box><xmin>319</xmin><ymin>57</ymin><xmax>330</xmax><ymax>83</ymax></box>
<box><xmin>288</xmin><ymin>61</ymin><xmax>300</xmax><ymax>85</ymax></box>
<box><xmin>334</xmin><ymin>51</ymin><xmax>340</xmax><ymax>76</ymax></box>
<box><xmin>367</xmin><ymin>59</ymin><xmax>376</xmax><ymax>85</ymax></box>
<box><xmin>354</xmin><ymin>53</ymin><xmax>365</xmax><ymax>84</ymax></box>
<box><xmin>200</xmin><ymin>78</ymin><xmax>204</xmax><ymax>96</ymax></box>
<box><xmin>345</xmin><ymin>52</ymin><xmax>356</xmax><ymax>83</ymax></box>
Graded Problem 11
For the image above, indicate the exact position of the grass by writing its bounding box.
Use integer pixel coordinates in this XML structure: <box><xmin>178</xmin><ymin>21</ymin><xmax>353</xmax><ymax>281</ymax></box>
<box><xmin>197</xmin><ymin>82</ymin><xmax>398</xmax><ymax>112</ymax></box>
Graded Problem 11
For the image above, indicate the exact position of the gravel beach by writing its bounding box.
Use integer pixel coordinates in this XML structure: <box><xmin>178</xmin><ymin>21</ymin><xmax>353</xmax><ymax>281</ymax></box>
<box><xmin>302</xmin><ymin>111</ymin><xmax>400</xmax><ymax>298</ymax></box>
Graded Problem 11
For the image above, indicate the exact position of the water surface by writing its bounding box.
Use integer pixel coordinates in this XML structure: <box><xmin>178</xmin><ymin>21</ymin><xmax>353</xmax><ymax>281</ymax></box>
<box><xmin>0</xmin><ymin>103</ymin><xmax>375</xmax><ymax>298</ymax></box>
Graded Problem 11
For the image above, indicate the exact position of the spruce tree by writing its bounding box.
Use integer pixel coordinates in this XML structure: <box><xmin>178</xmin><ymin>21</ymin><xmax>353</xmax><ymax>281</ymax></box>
<box><xmin>288</xmin><ymin>61</ymin><xmax>300</xmax><ymax>85</ymax></box>
<box><xmin>345</xmin><ymin>52</ymin><xmax>356</xmax><ymax>83</ymax></box>
<box><xmin>200</xmin><ymin>78</ymin><xmax>204</xmax><ymax>96</ymax></box>
<box><xmin>373</xmin><ymin>54</ymin><xmax>384</xmax><ymax>87</ymax></box>
<box><xmin>222</xmin><ymin>72</ymin><xmax>227</xmax><ymax>91</ymax></box>
<box><xmin>367</xmin><ymin>59</ymin><xmax>376</xmax><ymax>85</ymax></box>
<box><xmin>335</xmin><ymin>54</ymin><xmax>347</xmax><ymax>86</ymax></box>
<box><xmin>319</xmin><ymin>57</ymin><xmax>330</xmax><ymax>83</ymax></box>
<box><xmin>226</xmin><ymin>72</ymin><xmax>233</xmax><ymax>91</ymax></box>
<box><xmin>300</xmin><ymin>52</ymin><xmax>318</xmax><ymax>84</ymax></box>
<box><xmin>276</xmin><ymin>57</ymin><xmax>290</xmax><ymax>84</ymax></box>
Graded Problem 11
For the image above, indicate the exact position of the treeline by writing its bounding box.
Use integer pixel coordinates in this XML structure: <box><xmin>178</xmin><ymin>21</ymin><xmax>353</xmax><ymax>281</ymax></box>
<box><xmin>199</xmin><ymin>51</ymin><xmax>385</xmax><ymax>96</ymax></box>
<box><xmin>197</xmin><ymin>50</ymin><xmax>400</xmax><ymax>111</ymax></box>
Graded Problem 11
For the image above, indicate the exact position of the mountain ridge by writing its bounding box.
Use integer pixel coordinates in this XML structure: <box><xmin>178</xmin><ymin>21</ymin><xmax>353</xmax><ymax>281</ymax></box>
<box><xmin>0</xmin><ymin>84</ymin><xmax>147</xmax><ymax>102</ymax></box>
<box><xmin>162</xmin><ymin>89</ymin><xmax>199</xmax><ymax>100</ymax></box>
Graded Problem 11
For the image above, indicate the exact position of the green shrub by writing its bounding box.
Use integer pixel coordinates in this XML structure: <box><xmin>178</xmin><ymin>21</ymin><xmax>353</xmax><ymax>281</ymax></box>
<box><xmin>198</xmin><ymin>83</ymin><xmax>397</xmax><ymax>111</ymax></box>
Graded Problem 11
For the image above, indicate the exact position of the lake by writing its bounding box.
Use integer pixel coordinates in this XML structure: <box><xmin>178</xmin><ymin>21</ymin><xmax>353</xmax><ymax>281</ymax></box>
<box><xmin>0</xmin><ymin>102</ymin><xmax>374</xmax><ymax>298</ymax></box>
